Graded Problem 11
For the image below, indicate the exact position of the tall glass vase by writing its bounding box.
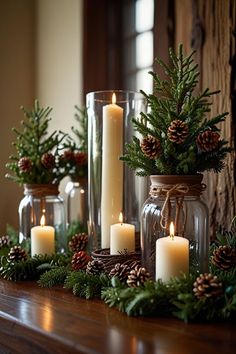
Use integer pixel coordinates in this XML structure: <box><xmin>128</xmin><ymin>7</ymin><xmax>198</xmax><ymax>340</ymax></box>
<box><xmin>86</xmin><ymin>90</ymin><xmax>148</xmax><ymax>251</ymax></box>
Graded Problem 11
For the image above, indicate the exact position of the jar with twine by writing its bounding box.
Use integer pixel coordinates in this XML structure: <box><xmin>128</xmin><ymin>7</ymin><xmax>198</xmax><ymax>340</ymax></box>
<box><xmin>140</xmin><ymin>174</ymin><xmax>209</xmax><ymax>279</ymax></box>
<box><xmin>18</xmin><ymin>184</ymin><xmax>67</xmax><ymax>254</ymax></box>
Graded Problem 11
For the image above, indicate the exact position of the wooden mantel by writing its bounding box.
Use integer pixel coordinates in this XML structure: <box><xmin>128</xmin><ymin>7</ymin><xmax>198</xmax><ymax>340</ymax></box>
<box><xmin>0</xmin><ymin>280</ymin><xmax>235</xmax><ymax>354</ymax></box>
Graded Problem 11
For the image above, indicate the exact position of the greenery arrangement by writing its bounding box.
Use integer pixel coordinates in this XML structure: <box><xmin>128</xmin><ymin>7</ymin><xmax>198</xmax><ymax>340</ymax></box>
<box><xmin>121</xmin><ymin>45</ymin><xmax>231</xmax><ymax>175</ymax></box>
<box><xmin>6</xmin><ymin>100</ymin><xmax>69</xmax><ymax>185</ymax></box>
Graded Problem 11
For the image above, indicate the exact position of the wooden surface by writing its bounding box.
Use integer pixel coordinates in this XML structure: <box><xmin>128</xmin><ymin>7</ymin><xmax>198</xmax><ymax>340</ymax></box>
<box><xmin>0</xmin><ymin>280</ymin><xmax>236</xmax><ymax>354</ymax></box>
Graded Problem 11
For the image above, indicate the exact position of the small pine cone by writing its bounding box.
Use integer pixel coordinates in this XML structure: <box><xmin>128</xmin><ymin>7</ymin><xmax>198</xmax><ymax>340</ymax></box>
<box><xmin>0</xmin><ymin>235</ymin><xmax>11</xmax><ymax>249</ymax></box>
<box><xmin>41</xmin><ymin>152</ymin><xmax>55</xmax><ymax>169</ymax></box>
<box><xmin>109</xmin><ymin>263</ymin><xmax>131</xmax><ymax>283</ymax></box>
<box><xmin>211</xmin><ymin>245</ymin><xmax>236</xmax><ymax>270</ymax></box>
<box><xmin>140</xmin><ymin>135</ymin><xmax>161</xmax><ymax>159</ymax></box>
<box><xmin>18</xmin><ymin>157</ymin><xmax>32</xmax><ymax>173</ymax></box>
<box><xmin>62</xmin><ymin>149</ymin><xmax>75</xmax><ymax>163</ymax></box>
<box><xmin>69</xmin><ymin>233</ymin><xmax>88</xmax><ymax>253</ymax></box>
<box><xmin>74</xmin><ymin>152</ymin><xmax>88</xmax><ymax>166</ymax></box>
<box><xmin>193</xmin><ymin>273</ymin><xmax>223</xmax><ymax>299</ymax></box>
<box><xmin>196</xmin><ymin>130</ymin><xmax>220</xmax><ymax>152</ymax></box>
<box><xmin>127</xmin><ymin>265</ymin><xmax>151</xmax><ymax>287</ymax></box>
<box><xmin>71</xmin><ymin>250</ymin><xmax>90</xmax><ymax>270</ymax></box>
<box><xmin>8</xmin><ymin>245</ymin><xmax>28</xmax><ymax>262</ymax></box>
<box><xmin>86</xmin><ymin>259</ymin><xmax>105</xmax><ymax>275</ymax></box>
<box><xmin>167</xmin><ymin>119</ymin><xmax>188</xmax><ymax>144</ymax></box>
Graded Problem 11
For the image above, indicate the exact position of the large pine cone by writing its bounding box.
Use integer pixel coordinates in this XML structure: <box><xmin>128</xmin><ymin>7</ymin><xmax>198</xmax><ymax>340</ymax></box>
<box><xmin>71</xmin><ymin>250</ymin><xmax>90</xmax><ymax>270</ymax></box>
<box><xmin>0</xmin><ymin>235</ymin><xmax>11</xmax><ymax>249</ymax></box>
<box><xmin>109</xmin><ymin>263</ymin><xmax>131</xmax><ymax>283</ymax></box>
<box><xmin>62</xmin><ymin>149</ymin><xmax>75</xmax><ymax>163</ymax></box>
<box><xmin>211</xmin><ymin>245</ymin><xmax>236</xmax><ymax>270</ymax></box>
<box><xmin>196</xmin><ymin>130</ymin><xmax>220</xmax><ymax>152</ymax></box>
<box><xmin>69</xmin><ymin>233</ymin><xmax>88</xmax><ymax>253</ymax></box>
<box><xmin>41</xmin><ymin>152</ymin><xmax>55</xmax><ymax>169</ymax></box>
<box><xmin>140</xmin><ymin>135</ymin><xmax>161</xmax><ymax>159</ymax></box>
<box><xmin>74</xmin><ymin>152</ymin><xmax>87</xmax><ymax>166</ymax></box>
<box><xmin>18</xmin><ymin>157</ymin><xmax>32</xmax><ymax>173</ymax></box>
<box><xmin>167</xmin><ymin>119</ymin><xmax>188</xmax><ymax>144</ymax></box>
<box><xmin>8</xmin><ymin>245</ymin><xmax>28</xmax><ymax>262</ymax></box>
<box><xmin>86</xmin><ymin>259</ymin><xmax>105</xmax><ymax>275</ymax></box>
<box><xmin>127</xmin><ymin>265</ymin><xmax>151</xmax><ymax>287</ymax></box>
<box><xmin>193</xmin><ymin>273</ymin><xmax>223</xmax><ymax>299</ymax></box>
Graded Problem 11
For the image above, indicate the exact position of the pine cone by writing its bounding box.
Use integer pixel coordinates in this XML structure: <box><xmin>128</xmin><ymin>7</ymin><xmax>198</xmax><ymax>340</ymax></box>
<box><xmin>211</xmin><ymin>245</ymin><xmax>236</xmax><ymax>270</ymax></box>
<box><xmin>196</xmin><ymin>130</ymin><xmax>220</xmax><ymax>152</ymax></box>
<box><xmin>167</xmin><ymin>119</ymin><xmax>188</xmax><ymax>144</ymax></box>
<box><xmin>71</xmin><ymin>250</ymin><xmax>90</xmax><ymax>270</ymax></box>
<box><xmin>69</xmin><ymin>233</ymin><xmax>88</xmax><ymax>253</ymax></box>
<box><xmin>127</xmin><ymin>265</ymin><xmax>151</xmax><ymax>287</ymax></box>
<box><xmin>0</xmin><ymin>235</ymin><xmax>11</xmax><ymax>249</ymax></box>
<box><xmin>74</xmin><ymin>152</ymin><xmax>87</xmax><ymax>165</ymax></box>
<box><xmin>140</xmin><ymin>135</ymin><xmax>161</xmax><ymax>159</ymax></box>
<box><xmin>193</xmin><ymin>273</ymin><xmax>223</xmax><ymax>299</ymax></box>
<box><xmin>41</xmin><ymin>153</ymin><xmax>55</xmax><ymax>169</ymax></box>
<box><xmin>8</xmin><ymin>245</ymin><xmax>28</xmax><ymax>262</ymax></box>
<box><xmin>62</xmin><ymin>149</ymin><xmax>75</xmax><ymax>163</ymax></box>
<box><xmin>18</xmin><ymin>157</ymin><xmax>32</xmax><ymax>173</ymax></box>
<box><xmin>86</xmin><ymin>259</ymin><xmax>105</xmax><ymax>275</ymax></box>
<box><xmin>109</xmin><ymin>263</ymin><xmax>131</xmax><ymax>283</ymax></box>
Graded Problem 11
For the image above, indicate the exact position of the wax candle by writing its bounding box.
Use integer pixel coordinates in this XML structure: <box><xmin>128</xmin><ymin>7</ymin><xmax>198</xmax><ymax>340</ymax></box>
<box><xmin>101</xmin><ymin>93</ymin><xmax>124</xmax><ymax>248</ymax></box>
<box><xmin>31</xmin><ymin>214</ymin><xmax>55</xmax><ymax>256</ymax></box>
<box><xmin>155</xmin><ymin>222</ymin><xmax>189</xmax><ymax>282</ymax></box>
<box><xmin>110</xmin><ymin>213</ymin><xmax>135</xmax><ymax>255</ymax></box>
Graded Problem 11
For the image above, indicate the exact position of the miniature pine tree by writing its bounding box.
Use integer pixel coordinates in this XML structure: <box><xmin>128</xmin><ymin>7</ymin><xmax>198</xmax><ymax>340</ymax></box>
<box><xmin>121</xmin><ymin>45</ymin><xmax>231</xmax><ymax>176</ymax></box>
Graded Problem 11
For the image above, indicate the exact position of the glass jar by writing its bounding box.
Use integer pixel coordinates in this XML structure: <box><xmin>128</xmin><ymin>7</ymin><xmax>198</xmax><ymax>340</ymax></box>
<box><xmin>141</xmin><ymin>175</ymin><xmax>209</xmax><ymax>279</ymax></box>
<box><xmin>19</xmin><ymin>184</ymin><xmax>67</xmax><ymax>254</ymax></box>
<box><xmin>65</xmin><ymin>177</ymin><xmax>88</xmax><ymax>230</ymax></box>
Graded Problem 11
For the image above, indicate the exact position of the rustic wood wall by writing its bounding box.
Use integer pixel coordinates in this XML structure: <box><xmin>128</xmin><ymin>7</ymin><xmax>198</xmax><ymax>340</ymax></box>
<box><xmin>174</xmin><ymin>0</ymin><xmax>236</xmax><ymax>235</ymax></box>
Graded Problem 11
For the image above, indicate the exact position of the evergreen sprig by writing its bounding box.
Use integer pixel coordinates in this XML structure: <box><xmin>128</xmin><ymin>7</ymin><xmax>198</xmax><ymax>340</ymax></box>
<box><xmin>38</xmin><ymin>266</ymin><xmax>70</xmax><ymax>288</ymax></box>
<box><xmin>121</xmin><ymin>44</ymin><xmax>231</xmax><ymax>175</ymax></box>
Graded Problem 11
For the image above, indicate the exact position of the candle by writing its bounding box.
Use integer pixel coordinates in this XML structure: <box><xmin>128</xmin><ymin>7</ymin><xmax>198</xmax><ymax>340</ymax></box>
<box><xmin>101</xmin><ymin>93</ymin><xmax>124</xmax><ymax>248</ymax></box>
<box><xmin>155</xmin><ymin>222</ymin><xmax>189</xmax><ymax>282</ymax></box>
<box><xmin>110</xmin><ymin>213</ymin><xmax>135</xmax><ymax>255</ymax></box>
<box><xmin>31</xmin><ymin>214</ymin><xmax>55</xmax><ymax>256</ymax></box>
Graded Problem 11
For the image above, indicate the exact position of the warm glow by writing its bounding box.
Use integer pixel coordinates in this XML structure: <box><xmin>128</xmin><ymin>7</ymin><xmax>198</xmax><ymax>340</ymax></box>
<box><xmin>112</xmin><ymin>92</ymin><xmax>116</xmax><ymax>104</ymax></box>
<box><xmin>119</xmin><ymin>212</ymin><xmax>123</xmax><ymax>224</ymax></box>
<box><xmin>169</xmin><ymin>222</ymin><xmax>175</xmax><ymax>239</ymax></box>
<box><xmin>40</xmin><ymin>214</ymin><xmax>46</xmax><ymax>227</ymax></box>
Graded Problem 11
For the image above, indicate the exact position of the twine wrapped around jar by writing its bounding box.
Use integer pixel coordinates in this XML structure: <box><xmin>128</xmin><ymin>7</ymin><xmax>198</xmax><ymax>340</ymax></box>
<box><xmin>24</xmin><ymin>184</ymin><xmax>60</xmax><ymax>197</ymax></box>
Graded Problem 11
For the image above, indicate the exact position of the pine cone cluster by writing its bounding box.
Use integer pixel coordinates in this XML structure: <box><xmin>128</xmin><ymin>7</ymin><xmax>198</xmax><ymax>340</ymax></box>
<box><xmin>167</xmin><ymin>119</ymin><xmax>188</xmax><ymax>144</ymax></box>
<box><xmin>41</xmin><ymin>153</ymin><xmax>55</xmax><ymax>169</ymax></box>
<box><xmin>211</xmin><ymin>245</ymin><xmax>236</xmax><ymax>270</ymax></box>
<box><xmin>74</xmin><ymin>152</ymin><xmax>87</xmax><ymax>166</ymax></box>
<box><xmin>127</xmin><ymin>265</ymin><xmax>151</xmax><ymax>287</ymax></box>
<box><xmin>0</xmin><ymin>235</ymin><xmax>11</xmax><ymax>249</ymax></box>
<box><xmin>8</xmin><ymin>246</ymin><xmax>28</xmax><ymax>262</ymax></box>
<box><xmin>140</xmin><ymin>135</ymin><xmax>161</xmax><ymax>159</ymax></box>
<box><xmin>62</xmin><ymin>149</ymin><xmax>75</xmax><ymax>163</ymax></box>
<box><xmin>196</xmin><ymin>130</ymin><xmax>220</xmax><ymax>152</ymax></box>
<box><xmin>71</xmin><ymin>250</ymin><xmax>90</xmax><ymax>270</ymax></box>
<box><xmin>109</xmin><ymin>263</ymin><xmax>131</xmax><ymax>283</ymax></box>
<box><xmin>69</xmin><ymin>233</ymin><xmax>88</xmax><ymax>253</ymax></box>
<box><xmin>193</xmin><ymin>273</ymin><xmax>223</xmax><ymax>299</ymax></box>
<box><xmin>86</xmin><ymin>259</ymin><xmax>105</xmax><ymax>275</ymax></box>
<box><xmin>18</xmin><ymin>157</ymin><xmax>32</xmax><ymax>173</ymax></box>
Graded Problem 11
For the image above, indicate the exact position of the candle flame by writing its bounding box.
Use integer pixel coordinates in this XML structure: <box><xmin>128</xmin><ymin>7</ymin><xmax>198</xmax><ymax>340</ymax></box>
<box><xmin>119</xmin><ymin>212</ymin><xmax>123</xmax><ymax>224</ymax></box>
<box><xmin>40</xmin><ymin>214</ymin><xmax>46</xmax><ymax>227</ymax></box>
<box><xmin>170</xmin><ymin>222</ymin><xmax>174</xmax><ymax>240</ymax></box>
<box><xmin>112</xmin><ymin>93</ymin><xmax>116</xmax><ymax>104</ymax></box>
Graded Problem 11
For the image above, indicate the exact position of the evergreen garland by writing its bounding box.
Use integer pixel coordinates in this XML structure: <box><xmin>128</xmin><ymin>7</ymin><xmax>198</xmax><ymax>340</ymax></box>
<box><xmin>121</xmin><ymin>45</ymin><xmax>231</xmax><ymax>176</ymax></box>
<box><xmin>38</xmin><ymin>266</ymin><xmax>70</xmax><ymax>288</ymax></box>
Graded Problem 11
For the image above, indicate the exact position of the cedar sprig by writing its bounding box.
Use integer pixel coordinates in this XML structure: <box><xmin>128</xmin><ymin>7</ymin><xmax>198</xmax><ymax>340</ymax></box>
<box><xmin>121</xmin><ymin>44</ymin><xmax>231</xmax><ymax>175</ymax></box>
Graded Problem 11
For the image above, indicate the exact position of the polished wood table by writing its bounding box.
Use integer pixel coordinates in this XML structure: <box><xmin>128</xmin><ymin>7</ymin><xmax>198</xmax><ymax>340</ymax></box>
<box><xmin>0</xmin><ymin>280</ymin><xmax>235</xmax><ymax>354</ymax></box>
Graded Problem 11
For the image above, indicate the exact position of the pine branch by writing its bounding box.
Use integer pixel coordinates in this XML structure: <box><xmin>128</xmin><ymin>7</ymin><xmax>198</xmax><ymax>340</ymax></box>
<box><xmin>38</xmin><ymin>266</ymin><xmax>70</xmax><ymax>288</ymax></box>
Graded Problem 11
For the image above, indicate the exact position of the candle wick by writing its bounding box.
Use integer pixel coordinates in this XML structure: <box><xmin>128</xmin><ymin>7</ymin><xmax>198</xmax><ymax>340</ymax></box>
<box><xmin>170</xmin><ymin>235</ymin><xmax>174</xmax><ymax>241</ymax></box>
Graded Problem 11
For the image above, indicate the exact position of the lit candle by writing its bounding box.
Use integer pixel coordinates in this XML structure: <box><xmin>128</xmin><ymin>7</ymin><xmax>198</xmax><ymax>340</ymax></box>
<box><xmin>101</xmin><ymin>93</ymin><xmax>123</xmax><ymax>248</ymax></box>
<box><xmin>155</xmin><ymin>222</ymin><xmax>189</xmax><ymax>282</ymax></box>
<box><xmin>31</xmin><ymin>214</ymin><xmax>55</xmax><ymax>256</ymax></box>
<box><xmin>110</xmin><ymin>212</ymin><xmax>135</xmax><ymax>255</ymax></box>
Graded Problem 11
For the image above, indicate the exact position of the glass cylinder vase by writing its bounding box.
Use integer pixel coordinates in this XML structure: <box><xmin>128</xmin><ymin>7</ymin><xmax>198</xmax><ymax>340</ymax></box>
<box><xmin>86</xmin><ymin>90</ymin><xmax>148</xmax><ymax>251</ymax></box>
<box><xmin>19</xmin><ymin>184</ymin><xmax>67</xmax><ymax>254</ymax></box>
<box><xmin>141</xmin><ymin>174</ymin><xmax>209</xmax><ymax>279</ymax></box>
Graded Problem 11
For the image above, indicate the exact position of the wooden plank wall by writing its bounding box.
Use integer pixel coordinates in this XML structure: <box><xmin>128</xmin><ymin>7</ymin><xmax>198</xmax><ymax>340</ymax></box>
<box><xmin>174</xmin><ymin>0</ymin><xmax>236</xmax><ymax>235</ymax></box>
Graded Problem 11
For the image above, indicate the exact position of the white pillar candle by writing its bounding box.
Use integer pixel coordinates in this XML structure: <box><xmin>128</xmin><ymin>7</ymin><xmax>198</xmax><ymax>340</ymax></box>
<box><xmin>31</xmin><ymin>214</ymin><xmax>55</xmax><ymax>256</ymax></box>
<box><xmin>101</xmin><ymin>93</ymin><xmax>124</xmax><ymax>248</ymax></box>
<box><xmin>110</xmin><ymin>213</ymin><xmax>135</xmax><ymax>255</ymax></box>
<box><xmin>155</xmin><ymin>222</ymin><xmax>189</xmax><ymax>282</ymax></box>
